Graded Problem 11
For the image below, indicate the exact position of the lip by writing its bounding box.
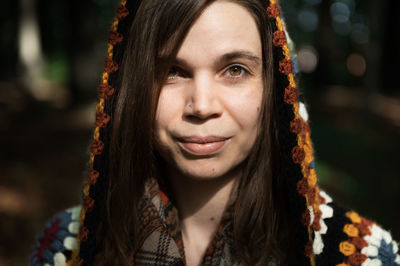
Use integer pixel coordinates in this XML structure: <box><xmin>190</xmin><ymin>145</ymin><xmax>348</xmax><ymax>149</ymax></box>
<box><xmin>176</xmin><ymin>136</ymin><xmax>230</xmax><ymax>155</ymax></box>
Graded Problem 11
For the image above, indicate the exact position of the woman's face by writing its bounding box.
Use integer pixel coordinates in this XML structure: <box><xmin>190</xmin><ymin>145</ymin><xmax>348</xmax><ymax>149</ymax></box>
<box><xmin>155</xmin><ymin>1</ymin><xmax>263</xmax><ymax>180</ymax></box>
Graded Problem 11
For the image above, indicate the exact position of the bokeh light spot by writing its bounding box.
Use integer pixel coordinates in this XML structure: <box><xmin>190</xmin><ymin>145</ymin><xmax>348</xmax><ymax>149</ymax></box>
<box><xmin>346</xmin><ymin>53</ymin><xmax>367</xmax><ymax>77</ymax></box>
<box><xmin>297</xmin><ymin>46</ymin><xmax>319</xmax><ymax>73</ymax></box>
<box><xmin>297</xmin><ymin>8</ymin><xmax>319</xmax><ymax>32</ymax></box>
<box><xmin>330</xmin><ymin>2</ymin><xmax>351</xmax><ymax>23</ymax></box>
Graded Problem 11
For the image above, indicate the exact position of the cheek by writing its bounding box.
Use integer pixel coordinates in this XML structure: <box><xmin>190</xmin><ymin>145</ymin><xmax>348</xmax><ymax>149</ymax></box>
<box><xmin>156</xmin><ymin>90</ymin><xmax>179</xmax><ymax>129</ymax></box>
<box><xmin>155</xmin><ymin>88</ymin><xmax>185</xmax><ymax>145</ymax></box>
<box><xmin>228</xmin><ymin>86</ymin><xmax>263</xmax><ymax>132</ymax></box>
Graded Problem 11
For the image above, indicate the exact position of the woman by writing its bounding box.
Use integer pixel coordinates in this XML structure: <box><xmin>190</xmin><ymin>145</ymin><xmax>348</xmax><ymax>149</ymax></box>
<box><xmin>31</xmin><ymin>0</ymin><xmax>400</xmax><ymax>265</ymax></box>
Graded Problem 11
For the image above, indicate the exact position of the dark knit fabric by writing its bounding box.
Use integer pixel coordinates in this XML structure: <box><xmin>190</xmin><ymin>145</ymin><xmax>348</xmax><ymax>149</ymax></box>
<box><xmin>31</xmin><ymin>187</ymin><xmax>400</xmax><ymax>265</ymax></box>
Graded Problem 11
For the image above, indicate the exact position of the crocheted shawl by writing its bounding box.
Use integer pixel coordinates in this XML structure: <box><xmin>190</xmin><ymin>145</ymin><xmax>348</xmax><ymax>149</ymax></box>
<box><xmin>31</xmin><ymin>0</ymin><xmax>400</xmax><ymax>265</ymax></box>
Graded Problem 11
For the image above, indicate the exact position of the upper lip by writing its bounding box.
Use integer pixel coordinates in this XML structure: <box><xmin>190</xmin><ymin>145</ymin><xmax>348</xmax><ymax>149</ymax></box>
<box><xmin>176</xmin><ymin>135</ymin><xmax>229</xmax><ymax>144</ymax></box>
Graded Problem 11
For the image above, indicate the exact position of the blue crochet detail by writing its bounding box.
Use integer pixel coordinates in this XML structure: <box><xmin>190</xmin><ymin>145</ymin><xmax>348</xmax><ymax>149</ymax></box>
<box><xmin>30</xmin><ymin>210</ymin><xmax>75</xmax><ymax>266</ymax></box>
<box><xmin>291</xmin><ymin>53</ymin><xmax>300</xmax><ymax>74</ymax></box>
<box><xmin>376</xmin><ymin>238</ymin><xmax>399</xmax><ymax>266</ymax></box>
<box><xmin>309</xmin><ymin>160</ymin><xmax>316</xmax><ymax>169</ymax></box>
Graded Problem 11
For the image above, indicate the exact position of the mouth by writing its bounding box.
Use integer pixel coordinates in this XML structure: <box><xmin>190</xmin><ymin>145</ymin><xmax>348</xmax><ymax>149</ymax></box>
<box><xmin>176</xmin><ymin>136</ymin><xmax>230</xmax><ymax>156</ymax></box>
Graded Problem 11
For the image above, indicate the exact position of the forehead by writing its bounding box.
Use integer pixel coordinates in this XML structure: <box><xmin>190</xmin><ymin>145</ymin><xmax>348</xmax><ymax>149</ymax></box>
<box><xmin>176</xmin><ymin>1</ymin><xmax>262</xmax><ymax>62</ymax></box>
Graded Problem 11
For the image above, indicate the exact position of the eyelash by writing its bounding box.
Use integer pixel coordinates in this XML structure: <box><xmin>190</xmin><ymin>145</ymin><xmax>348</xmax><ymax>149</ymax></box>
<box><xmin>166</xmin><ymin>64</ymin><xmax>250</xmax><ymax>82</ymax></box>
<box><xmin>167</xmin><ymin>67</ymin><xmax>185</xmax><ymax>80</ymax></box>
<box><xmin>225</xmin><ymin>65</ymin><xmax>249</xmax><ymax>80</ymax></box>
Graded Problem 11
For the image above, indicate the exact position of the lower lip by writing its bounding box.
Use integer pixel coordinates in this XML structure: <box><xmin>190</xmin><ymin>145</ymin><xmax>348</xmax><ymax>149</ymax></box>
<box><xmin>179</xmin><ymin>140</ymin><xmax>228</xmax><ymax>155</ymax></box>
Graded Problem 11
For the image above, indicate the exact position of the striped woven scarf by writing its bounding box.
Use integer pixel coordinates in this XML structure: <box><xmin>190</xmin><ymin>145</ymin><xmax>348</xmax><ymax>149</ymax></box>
<box><xmin>133</xmin><ymin>179</ymin><xmax>240</xmax><ymax>265</ymax></box>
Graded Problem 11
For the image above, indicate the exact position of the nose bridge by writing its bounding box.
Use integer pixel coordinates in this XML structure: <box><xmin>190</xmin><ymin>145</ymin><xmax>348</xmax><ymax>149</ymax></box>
<box><xmin>193</xmin><ymin>73</ymin><xmax>213</xmax><ymax>104</ymax></box>
<box><xmin>189</xmin><ymin>72</ymin><xmax>221</xmax><ymax>118</ymax></box>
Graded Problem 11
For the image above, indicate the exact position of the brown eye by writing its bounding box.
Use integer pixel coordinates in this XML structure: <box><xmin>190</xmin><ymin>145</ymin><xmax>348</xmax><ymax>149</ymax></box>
<box><xmin>228</xmin><ymin>65</ymin><xmax>244</xmax><ymax>76</ymax></box>
<box><xmin>167</xmin><ymin>67</ymin><xmax>179</xmax><ymax>79</ymax></box>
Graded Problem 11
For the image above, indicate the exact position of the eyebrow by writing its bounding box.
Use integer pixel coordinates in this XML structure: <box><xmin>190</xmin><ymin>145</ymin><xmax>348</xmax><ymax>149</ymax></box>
<box><xmin>218</xmin><ymin>50</ymin><xmax>262</xmax><ymax>66</ymax></box>
<box><xmin>169</xmin><ymin>50</ymin><xmax>262</xmax><ymax>69</ymax></box>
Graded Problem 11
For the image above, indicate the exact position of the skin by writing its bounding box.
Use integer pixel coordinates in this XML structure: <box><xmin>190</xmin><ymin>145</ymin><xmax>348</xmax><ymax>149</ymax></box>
<box><xmin>155</xmin><ymin>1</ymin><xmax>263</xmax><ymax>265</ymax></box>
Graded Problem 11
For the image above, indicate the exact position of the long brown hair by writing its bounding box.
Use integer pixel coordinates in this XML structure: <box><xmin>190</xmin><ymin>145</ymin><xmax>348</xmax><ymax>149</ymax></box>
<box><xmin>96</xmin><ymin>0</ymin><xmax>292</xmax><ymax>264</ymax></box>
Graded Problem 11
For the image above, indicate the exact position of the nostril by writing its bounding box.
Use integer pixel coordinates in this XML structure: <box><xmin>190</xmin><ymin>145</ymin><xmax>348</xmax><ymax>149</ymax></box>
<box><xmin>184</xmin><ymin>112</ymin><xmax>221</xmax><ymax>124</ymax></box>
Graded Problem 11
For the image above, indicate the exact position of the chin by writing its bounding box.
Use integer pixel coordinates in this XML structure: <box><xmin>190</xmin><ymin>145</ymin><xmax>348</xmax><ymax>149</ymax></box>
<box><xmin>180</xmin><ymin>168</ymin><xmax>226</xmax><ymax>181</ymax></box>
<box><xmin>174</xmin><ymin>157</ymin><xmax>242</xmax><ymax>181</ymax></box>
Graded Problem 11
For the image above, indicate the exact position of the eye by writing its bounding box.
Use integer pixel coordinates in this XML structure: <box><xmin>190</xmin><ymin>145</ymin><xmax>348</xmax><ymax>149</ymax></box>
<box><xmin>227</xmin><ymin>65</ymin><xmax>244</xmax><ymax>77</ymax></box>
<box><xmin>224</xmin><ymin>65</ymin><xmax>251</xmax><ymax>81</ymax></box>
<box><xmin>167</xmin><ymin>67</ymin><xmax>180</xmax><ymax>79</ymax></box>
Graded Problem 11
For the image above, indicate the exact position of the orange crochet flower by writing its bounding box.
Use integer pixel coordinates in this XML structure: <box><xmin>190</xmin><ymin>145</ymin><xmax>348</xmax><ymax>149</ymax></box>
<box><xmin>344</xmin><ymin>224</ymin><xmax>359</xmax><ymax>237</ymax></box>
<box><xmin>346</xmin><ymin>211</ymin><xmax>361</xmax><ymax>224</ymax></box>
<box><xmin>339</xmin><ymin>241</ymin><xmax>356</xmax><ymax>256</ymax></box>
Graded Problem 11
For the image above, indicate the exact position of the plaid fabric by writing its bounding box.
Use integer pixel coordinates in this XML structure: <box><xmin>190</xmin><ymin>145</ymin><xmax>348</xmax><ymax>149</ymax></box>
<box><xmin>133</xmin><ymin>179</ymin><xmax>239</xmax><ymax>266</ymax></box>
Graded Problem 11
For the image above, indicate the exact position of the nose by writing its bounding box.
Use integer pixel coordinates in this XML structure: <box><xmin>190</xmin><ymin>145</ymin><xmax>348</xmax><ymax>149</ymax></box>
<box><xmin>184</xmin><ymin>74</ymin><xmax>223</xmax><ymax>121</ymax></box>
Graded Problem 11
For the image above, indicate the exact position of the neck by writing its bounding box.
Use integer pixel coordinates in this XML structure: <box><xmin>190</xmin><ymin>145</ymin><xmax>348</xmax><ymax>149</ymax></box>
<box><xmin>165</xmin><ymin>166</ymin><xmax>239</xmax><ymax>265</ymax></box>
<box><xmin>171</xmin><ymin>171</ymin><xmax>237</xmax><ymax>225</ymax></box>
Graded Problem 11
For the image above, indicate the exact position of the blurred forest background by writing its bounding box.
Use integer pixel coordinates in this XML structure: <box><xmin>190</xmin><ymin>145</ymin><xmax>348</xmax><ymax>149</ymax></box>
<box><xmin>0</xmin><ymin>0</ymin><xmax>399</xmax><ymax>265</ymax></box>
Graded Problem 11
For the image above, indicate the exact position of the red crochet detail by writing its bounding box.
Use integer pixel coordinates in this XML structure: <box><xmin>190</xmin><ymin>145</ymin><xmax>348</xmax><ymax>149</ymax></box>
<box><xmin>83</xmin><ymin>195</ymin><xmax>94</xmax><ymax>212</ymax></box>
<box><xmin>355</xmin><ymin>222</ymin><xmax>371</xmax><ymax>236</ymax></box>
<box><xmin>361</xmin><ymin>217</ymin><xmax>373</xmax><ymax>227</ymax></box>
<box><xmin>297</xmin><ymin>178</ymin><xmax>311</xmax><ymax>195</ymax></box>
<box><xmin>104</xmin><ymin>57</ymin><xmax>119</xmax><ymax>73</ymax></box>
<box><xmin>116</xmin><ymin>4</ymin><xmax>129</xmax><ymax>20</ymax></box>
<box><xmin>292</xmin><ymin>146</ymin><xmax>305</xmax><ymax>164</ymax></box>
<box><xmin>279</xmin><ymin>59</ymin><xmax>293</xmax><ymax>75</ymax></box>
<box><xmin>76</xmin><ymin>257</ymin><xmax>83</xmax><ymax>266</ymax></box>
<box><xmin>96</xmin><ymin>110</ymin><xmax>111</xmax><ymax>128</ymax></box>
<box><xmin>273</xmin><ymin>30</ymin><xmax>287</xmax><ymax>47</ymax></box>
<box><xmin>308</xmin><ymin>188</ymin><xmax>317</xmax><ymax>204</ymax></box>
<box><xmin>351</xmin><ymin>237</ymin><xmax>368</xmax><ymax>250</ymax></box>
<box><xmin>98</xmin><ymin>83</ymin><xmax>115</xmax><ymax>99</ymax></box>
<box><xmin>301</xmin><ymin>210</ymin><xmax>310</xmax><ymax>226</ymax></box>
<box><xmin>311</xmin><ymin>209</ymin><xmax>322</xmax><ymax>231</ymax></box>
<box><xmin>303</xmin><ymin>121</ymin><xmax>311</xmax><ymax>133</ymax></box>
<box><xmin>348</xmin><ymin>253</ymin><xmax>367</xmax><ymax>265</ymax></box>
<box><xmin>266</xmin><ymin>4</ymin><xmax>280</xmax><ymax>18</ymax></box>
<box><xmin>79</xmin><ymin>226</ymin><xmax>89</xmax><ymax>242</ymax></box>
<box><xmin>91</xmin><ymin>139</ymin><xmax>104</xmax><ymax>155</ymax></box>
<box><xmin>290</xmin><ymin>118</ymin><xmax>303</xmax><ymax>134</ymax></box>
<box><xmin>304</xmin><ymin>242</ymin><xmax>313</xmax><ymax>257</ymax></box>
<box><xmin>35</xmin><ymin>218</ymin><xmax>60</xmax><ymax>262</ymax></box>
<box><xmin>284</xmin><ymin>86</ymin><xmax>298</xmax><ymax>105</ymax></box>
<box><xmin>109</xmin><ymin>31</ymin><xmax>123</xmax><ymax>46</ymax></box>
<box><xmin>88</xmin><ymin>169</ymin><xmax>100</xmax><ymax>185</ymax></box>
<box><xmin>319</xmin><ymin>193</ymin><xmax>327</xmax><ymax>204</ymax></box>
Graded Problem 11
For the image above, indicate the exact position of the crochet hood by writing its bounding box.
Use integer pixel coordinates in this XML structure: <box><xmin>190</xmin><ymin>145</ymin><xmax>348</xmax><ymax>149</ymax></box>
<box><xmin>31</xmin><ymin>0</ymin><xmax>400</xmax><ymax>266</ymax></box>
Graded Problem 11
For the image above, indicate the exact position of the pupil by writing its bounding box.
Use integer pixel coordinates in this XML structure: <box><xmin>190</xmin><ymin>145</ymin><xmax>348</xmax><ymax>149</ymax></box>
<box><xmin>168</xmin><ymin>68</ymin><xmax>178</xmax><ymax>76</ymax></box>
<box><xmin>230</xmin><ymin>66</ymin><xmax>241</xmax><ymax>76</ymax></box>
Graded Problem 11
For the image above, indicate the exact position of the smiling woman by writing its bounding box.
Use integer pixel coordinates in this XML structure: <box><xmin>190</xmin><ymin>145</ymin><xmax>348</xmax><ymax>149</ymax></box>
<box><xmin>30</xmin><ymin>0</ymin><xmax>400</xmax><ymax>266</ymax></box>
<box><xmin>156</xmin><ymin>2</ymin><xmax>263</xmax><ymax>181</ymax></box>
<box><xmin>154</xmin><ymin>4</ymin><xmax>264</xmax><ymax>263</ymax></box>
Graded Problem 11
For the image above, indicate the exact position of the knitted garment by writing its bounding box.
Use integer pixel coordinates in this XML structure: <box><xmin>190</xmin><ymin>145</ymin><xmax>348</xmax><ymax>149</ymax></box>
<box><xmin>31</xmin><ymin>0</ymin><xmax>400</xmax><ymax>265</ymax></box>
<box><xmin>31</xmin><ymin>180</ymin><xmax>400</xmax><ymax>265</ymax></box>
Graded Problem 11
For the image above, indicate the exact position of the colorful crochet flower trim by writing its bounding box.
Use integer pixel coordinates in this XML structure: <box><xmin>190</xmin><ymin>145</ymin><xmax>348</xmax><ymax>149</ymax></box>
<box><xmin>31</xmin><ymin>206</ymin><xmax>81</xmax><ymax>266</ymax></box>
<box><xmin>312</xmin><ymin>191</ymin><xmax>334</xmax><ymax>255</ymax></box>
<box><xmin>337</xmin><ymin>211</ymin><xmax>400</xmax><ymax>266</ymax></box>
